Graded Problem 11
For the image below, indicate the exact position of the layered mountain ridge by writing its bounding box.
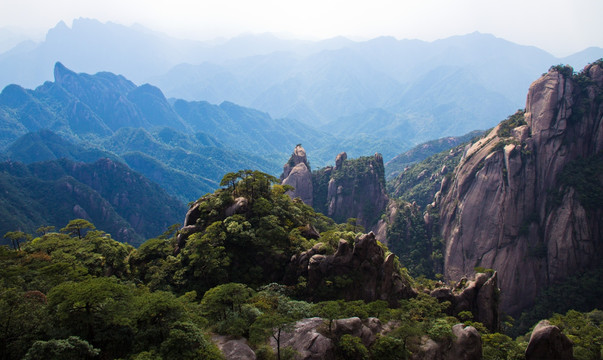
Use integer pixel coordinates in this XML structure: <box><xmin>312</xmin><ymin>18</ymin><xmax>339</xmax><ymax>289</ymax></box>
<box><xmin>3</xmin><ymin>19</ymin><xmax>603</xmax><ymax>164</ymax></box>
<box><xmin>0</xmin><ymin>62</ymin><xmax>335</xmax><ymax>202</ymax></box>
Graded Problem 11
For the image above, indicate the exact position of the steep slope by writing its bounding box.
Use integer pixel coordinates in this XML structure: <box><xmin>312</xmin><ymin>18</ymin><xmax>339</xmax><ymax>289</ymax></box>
<box><xmin>385</xmin><ymin>130</ymin><xmax>483</xmax><ymax>180</ymax></box>
<box><xmin>312</xmin><ymin>152</ymin><xmax>389</xmax><ymax>229</ymax></box>
<box><xmin>437</xmin><ymin>62</ymin><xmax>603</xmax><ymax>315</ymax></box>
<box><xmin>102</xmin><ymin>127</ymin><xmax>279</xmax><ymax>187</ymax></box>
<box><xmin>0</xmin><ymin>158</ymin><xmax>187</xmax><ymax>246</ymax></box>
<box><xmin>172</xmin><ymin>99</ymin><xmax>332</xmax><ymax>158</ymax></box>
<box><xmin>3</xmin><ymin>130</ymin><xmax>218</xmax><ymax>203</ymax></box>
<box><xmin>4</xmin><ymin>129</ymin><xmax>118</xmax><ymax>163</ymax></box>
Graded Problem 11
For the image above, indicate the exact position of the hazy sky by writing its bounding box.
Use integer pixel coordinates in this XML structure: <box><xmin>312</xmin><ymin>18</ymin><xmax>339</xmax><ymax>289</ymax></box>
<box><xmin>1</xmin><ymin>0</ymin><xmax>602</xmax><ymax>56</ymax></box>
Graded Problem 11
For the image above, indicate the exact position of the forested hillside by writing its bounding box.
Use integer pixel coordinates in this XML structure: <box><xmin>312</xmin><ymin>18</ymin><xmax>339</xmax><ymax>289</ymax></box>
<box><xmin>0</xmin><ymin>158</ymin><xmax>185</xmax><ymax>246</ymax></box>
<box><xmin>2</xmin><ymin>169</ymin><xmax>599</xmax><ymax>359</ymax></box>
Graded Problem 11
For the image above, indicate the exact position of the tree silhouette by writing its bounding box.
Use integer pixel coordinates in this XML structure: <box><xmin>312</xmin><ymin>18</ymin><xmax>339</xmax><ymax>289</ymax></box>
<box><xmin>60</xmin><ymin>219</ymin><xmax>96</xmax><ymax>240</ymax></box>
<box><xmin>3</xmin><ymin>231</ymin><xmax>31</xmax><ymax>251</ymax></box>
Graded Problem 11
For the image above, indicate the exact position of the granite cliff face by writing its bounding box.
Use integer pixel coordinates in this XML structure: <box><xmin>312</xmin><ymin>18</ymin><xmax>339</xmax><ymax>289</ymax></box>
<box><xmin>280</xmin><ymin>144</ymin><xmax>313</xmax><ymax>206</ymax></box>
<box><xmin>280</xmin><ymin>147</ymin><xmax>389</xmax><ymax>230</ymax></box>
<box><xmin>437</xmin><ymin>62</ymin><xmax>603</xmax><ymax>315</ymax></box>
<box><xmin>313</xmin><ymin>152</ymin><xmax>389</xmax><ymax>230</ymax></box>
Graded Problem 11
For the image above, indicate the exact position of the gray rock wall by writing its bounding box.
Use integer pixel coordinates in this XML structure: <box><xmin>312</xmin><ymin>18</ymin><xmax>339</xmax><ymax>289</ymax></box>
<box><xmin>437</xmin><ymin>63</ymin><xmax>603</xmax><ymax>315</ymax></box>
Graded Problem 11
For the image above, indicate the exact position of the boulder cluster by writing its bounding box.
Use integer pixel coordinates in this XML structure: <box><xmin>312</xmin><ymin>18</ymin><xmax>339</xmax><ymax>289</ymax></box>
<box><xmin>430</xmin><ymin>272</ymin><xmax>499</xmax><ymax>331</ymax></box>
<box><xmin>280</xmin><ymin>146</ymin><xmax>389</xmax><ymax>231</ymax></box>
<box><xmin>286</xmin><ymin>232</ymin><xmax>416</xmax><ymax>306</ymax></box>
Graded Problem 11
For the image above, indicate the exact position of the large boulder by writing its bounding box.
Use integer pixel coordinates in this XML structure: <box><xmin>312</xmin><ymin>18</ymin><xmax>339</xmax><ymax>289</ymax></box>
<box><xmin>212</xmin><ymin>335</ymin><xmax>256</xmax><ymax>360</ymax></box>
<box><xmin>270</xmin><ymin>317</ymin><xmax>335</xmax><ymax>360</ymax></box>
<box><xmin>525</xmin><ymin>320</ymin><xmax>574</xmax><ymax>360</ymax></box>
<box><xmin>410</xmin><ymin>324</ymin><xmax>482</xmax><ymax>360</ymax></box>
<box><xmin>450</xmin><ymin>324</ymin><xmax>482</xmax><ymax>360</ymax></box>
<box><xmin>333</xmin><ymin>317</ymin><xmax>382</xmax><ymax>347</ymax></box>
<box><xmin>430</xmin><ymin>272</ymin><xmax>499</xmax><ymax>331</ymax></box>
<box><xmin>270</xmin><ymin>317</ymin><xmax>384</xmax><ymax>360</ymax></box>
<box><xmin>287</xmin><ymin>232</ymin><xmax>416</xmax><ymax>306</ymax></box>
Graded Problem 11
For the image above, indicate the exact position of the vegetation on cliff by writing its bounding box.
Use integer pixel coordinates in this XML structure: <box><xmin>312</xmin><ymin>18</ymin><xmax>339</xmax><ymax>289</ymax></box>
<box><xmin>4</xmin><ymin>60</ymin><xmax>603</xmax><ymax>359</ymax></box>
<box><xmin>2</xmin><ymin>164</ymin><xmax>599</xmax><ymax>359</ymax></box>
<box><xmin>312</xmin><ymin>153</ymin><xmax>388</xmax><ymax>229</ymax></box>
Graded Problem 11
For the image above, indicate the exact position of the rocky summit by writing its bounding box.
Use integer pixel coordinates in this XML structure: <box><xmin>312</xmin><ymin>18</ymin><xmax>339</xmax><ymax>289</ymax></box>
<box><xmin>281</xmin><ymin>146</ymin><xmax>389</xmax><ymax>231</ymax></box>
<box><xmin>280</xmin><ymin>144</ymin><xmax>314</xmax><ymax>206</ymax></box>
<box><xmin>437</xmin><ymin>62</ymin><xmax>603</xmax><ymax>315</ymax></box>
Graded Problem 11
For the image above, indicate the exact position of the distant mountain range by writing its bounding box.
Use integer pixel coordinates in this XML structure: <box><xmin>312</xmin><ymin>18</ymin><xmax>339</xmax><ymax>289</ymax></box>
<box><xmin>1</xmin><ymin>20</ymin><xmax>602</xmax><ymax>243</ymax></box>
<box><xmin>0</xmin><ymin>62</ymin><xmax>323</xmax><ymax>203</ymax></box>
<box><xmin>1</xmin><ymin>19</ymin><xmax>601</xmax><ymax>150</ymax></box>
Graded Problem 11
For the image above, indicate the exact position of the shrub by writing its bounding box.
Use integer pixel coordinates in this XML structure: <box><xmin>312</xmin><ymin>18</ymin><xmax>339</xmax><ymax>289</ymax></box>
<box><xmin>336</xmin><ymin>335</ymin><xmax>369</xmax><ymax>360</ymax></box>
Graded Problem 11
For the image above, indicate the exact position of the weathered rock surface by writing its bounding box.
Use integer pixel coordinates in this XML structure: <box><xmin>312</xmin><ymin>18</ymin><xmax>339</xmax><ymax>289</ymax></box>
<box><xmin>450</xmin><ymin>324</ymin><xmax>482</xmax><ymax>360</ymax></box>
<box><xmin>437</xmin><ymin>63</ymin><xmax>603</xmax><ymax>315</ymax></box>
<box><xmin>224</xmin><ymin>197</ymin><xmax>249</xmax><ymax>217</ymax></box>
<box><xmin>212</xmin><ymin>335</ymin><xmax>256</xmax><ymax>360</ymax></box>
<box><xmin>270</xmin><ymin>317</ymin><xmax>384</xmax><ymax>360</ymax></box>
<box><xmin>280</xmin><ymin>145</ymin><xmax>313</xmax><ymax>206</ymax></box>
<box><xmin>410</xmin><ymin>324</ymin><xmax>482</xmax><ymax>360</ymax></box>
<box><xmin>313</xmin><ymin>152</ymin><xmax>388</xmax><ymax>230</ymax></box>
<box><xmin>525</xmin><ymin>320</ymin><xmax>574</xmax><ymax>360</ymax></box>
<box><xmin>430</xmin><ymin>272</ymin><xmax>499</xmax><ymax>331</ymax></box>
<box><xmin>286</xmin><ymin>232</ymin><xmax>416</xmax><ymax>305</ymax></box>
<box><xmin>271</xmin><ymin>317</ymin><xmax>335</xmax><ymax>360</ymax></box>
<box><xmin>176</xmin><ymin>196</ymin><xmax>249</xmax><ymax>250</ymax></box>
<box><xmin>332</xmin><ymin>317</ymin><xmax>382</xmax><ymax>347</ymax></box>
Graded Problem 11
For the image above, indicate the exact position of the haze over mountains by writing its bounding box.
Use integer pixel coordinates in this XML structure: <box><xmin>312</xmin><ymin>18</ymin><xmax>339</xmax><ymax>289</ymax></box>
<box><xmin>0</xmin><ymin>18</ymin><xmax>601</xmax><ymax>251</ymax></box>
<box><xmin>1</xmin><ymin>18</ymin><xmax>602</xmax><ymax>149</ymax></box>
<box><xmin>0</xmin><ymin>62</ymin><xmax>318</xmax><ymax>202</ymax></box>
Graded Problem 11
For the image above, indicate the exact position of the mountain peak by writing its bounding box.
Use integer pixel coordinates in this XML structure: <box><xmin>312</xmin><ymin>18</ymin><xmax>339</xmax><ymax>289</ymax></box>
<box><xmin>53</xmin><ymin>61</ymin><xmax>76</xmax><ymax>85</ymax></box>
<box><xmin>45</xmin><ymin>20</ymin><xmax>70</xmax><ymax>41</ymax></box>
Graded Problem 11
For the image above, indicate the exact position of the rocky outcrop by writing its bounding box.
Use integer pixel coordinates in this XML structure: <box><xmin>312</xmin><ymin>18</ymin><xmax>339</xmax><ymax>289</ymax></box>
<box><xmin>280</xmin><ymin>145</ymin><xmax>313</xmax><ymax>206</ymax></box>
<box><xmin>271</xmin><ymin>317</ymin><xmax>335</xmax><ymax>360</ymax></box>
<box><xmin>332</xmin><ymin>317</ymin><xmax>382</xmax><ymax>347</ymax></box>
<box><xmin>525</xmin><ymin>320</ymin><xmax>574</xmax><ymax>360</ymax></box>
<box><xmin>450</xmin><ymin>324</ymin><xmax>482</xmax><ymax>360</ymax></box>
<box><xmin>313</xmin><ymin>152</ymin><xmax>389</xmax><ymax>230</ymax></box>
<box><xmin>410</xmin><ymin>324</ymin><xmax>482</xmax><ymax>360</ymax></box>
<box><xmin>437</xmin><ymin>62</ymin><xmax>603</xmax><ymax>315</ymax></box>
<box><xmin>212</xmin><ymin>335</ymin><xmax>256</xmax><ymax>360</ymax></box>
<box><xmin>269</xmin><ymin>317</ymin><xmax>384</xmax><ymax>360</ymax></box>
<box><xmin>430</xmin><ymin>272</ymin><xmax>499</xmax><ymax>331</ymax></box>
<box><xmin>286</xmin><ymin>232</ymin><xmax>416</xmax><ymax>305</ymax></box>
<box><xmin>335</xmin><ymin>152</ymin><xmax>347</xmax><ymax>170</ymax></box>
<box><xmin>176</xmin><ymin>195</ymin><xmax>250</xmax><ymax>250</ymax></box>
<box><xmin>281</xmin><ymin>147</ymin><xmax>388</xmax><ymax>230</ymax></box>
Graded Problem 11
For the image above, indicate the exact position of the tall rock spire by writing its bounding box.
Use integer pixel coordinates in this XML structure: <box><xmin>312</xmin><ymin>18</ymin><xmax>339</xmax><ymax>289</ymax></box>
<box><xmin>280</xmin><ymin>144</ymin><xmax>313</xmax><ymax>206</ymax></box>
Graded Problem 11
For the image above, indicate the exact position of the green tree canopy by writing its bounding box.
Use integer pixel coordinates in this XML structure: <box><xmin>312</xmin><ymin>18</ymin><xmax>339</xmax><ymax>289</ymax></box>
<box><xmin>60</xmin><ymin>219</ymin><xmax>96</xmax><ymax>239</ymax></box>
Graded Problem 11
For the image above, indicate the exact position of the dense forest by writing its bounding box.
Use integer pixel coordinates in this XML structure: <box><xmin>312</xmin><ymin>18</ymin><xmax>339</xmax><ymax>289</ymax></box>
<box><xmin>2</xmin><ymin>169</ymin><xmax>601</xmax><ymax>360</ymax></box>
